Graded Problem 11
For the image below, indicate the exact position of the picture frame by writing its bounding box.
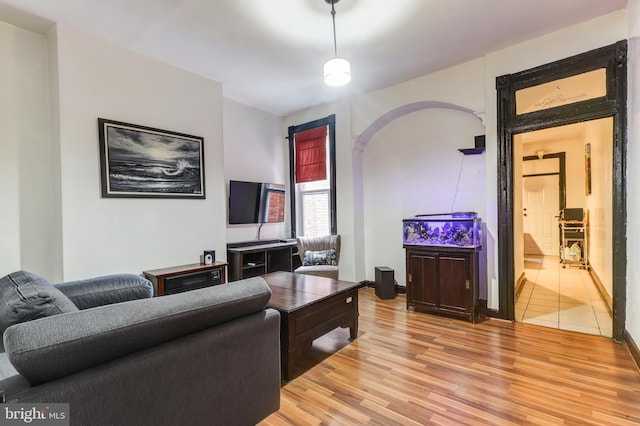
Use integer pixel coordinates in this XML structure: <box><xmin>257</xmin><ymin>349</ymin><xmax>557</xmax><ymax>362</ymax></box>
<box><xmin>98</xmin><ymin>118</ymin><xmax>205</xmax><ymax>199</ymax></box>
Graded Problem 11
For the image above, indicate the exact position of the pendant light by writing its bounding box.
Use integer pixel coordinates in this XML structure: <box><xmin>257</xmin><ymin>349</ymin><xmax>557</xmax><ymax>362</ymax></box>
<box><xmin>323</xmin><ymin>0</ymin><xmax>351</xmax><ymax>86</ymax></box>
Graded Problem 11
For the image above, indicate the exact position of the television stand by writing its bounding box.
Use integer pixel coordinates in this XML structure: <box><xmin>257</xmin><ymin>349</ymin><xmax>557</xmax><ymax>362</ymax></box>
<box><xmin>227</xmin><ymin>240</ymin><xmax>299</xmax><ymax>281</ymax></box>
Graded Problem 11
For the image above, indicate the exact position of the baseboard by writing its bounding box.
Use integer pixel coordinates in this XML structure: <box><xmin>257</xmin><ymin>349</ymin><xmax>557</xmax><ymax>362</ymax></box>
<box><xmin>360</xmin><ymin>280</ymin><xmax>406</xmax><ymax>294</ymax></box>
<box><xmin>485</xmin><ymin>308</ymin><xmax>501</xmax><ymax>319</ymax></box>
<box><xmin>624</xmin><ymin>330</ymin><xmax>640</xmax><ymax>372</ymax></box>
<box><xmin>515</xmin><ymin>272</ymin><xmax>526</xmax><ymax>299</ymax></box>
<box><xmin>588</xmin><ymin>266</ymin><xmax>613</xmax><ymax>315</ymax></box>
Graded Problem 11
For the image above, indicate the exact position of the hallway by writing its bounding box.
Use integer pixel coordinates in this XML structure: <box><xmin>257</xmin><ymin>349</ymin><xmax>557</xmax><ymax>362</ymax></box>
<box><xmin>515</xmin><ymin>255</ymin><xmax>612</xmax><ymax>337</ymax></box>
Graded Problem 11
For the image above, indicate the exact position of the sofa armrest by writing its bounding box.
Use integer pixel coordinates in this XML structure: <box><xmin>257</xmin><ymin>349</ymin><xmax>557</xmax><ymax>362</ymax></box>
<box><xmin>4</xmin><ymin>276</ymin><xmax>272</xmax><ymax>386</ymax></box>
<box><xmin>54</xmin><ymin>274</ymin><xmax>153</xmax><ymax>309</ymax></box>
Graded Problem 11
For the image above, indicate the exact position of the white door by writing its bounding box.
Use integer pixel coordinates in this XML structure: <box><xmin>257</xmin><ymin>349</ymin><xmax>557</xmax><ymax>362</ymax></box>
<box><xmin>523</xmin><ymin>174</ymin><xmax>560</xmax><ymax>256</ymax></box>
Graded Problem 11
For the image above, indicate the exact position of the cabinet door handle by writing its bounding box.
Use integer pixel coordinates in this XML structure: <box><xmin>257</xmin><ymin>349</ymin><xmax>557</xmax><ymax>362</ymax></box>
<box><xmin>465</xmin><ymin>280</ymin><xmax>470</xmax><ymax>290</ymax></box>
<box><xmin>408</xmin><ymin>274</ymin><xmax>412</xmax><ymax>283</ymax></box>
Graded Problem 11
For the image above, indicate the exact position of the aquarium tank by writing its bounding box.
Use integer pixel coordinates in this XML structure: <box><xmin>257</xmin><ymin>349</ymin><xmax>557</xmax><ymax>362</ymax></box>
<box><xmin>403</xmin><ymin>212</ymin><xmax>482</xmax><ymax>248</ymax></box>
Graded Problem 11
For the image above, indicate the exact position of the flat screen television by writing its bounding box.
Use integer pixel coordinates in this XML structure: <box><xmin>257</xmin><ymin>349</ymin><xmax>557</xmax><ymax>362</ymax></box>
<box><xmin>228</xmin><ymin>180</ymin><xmax>285</xmax><ymax>224</ymax></box>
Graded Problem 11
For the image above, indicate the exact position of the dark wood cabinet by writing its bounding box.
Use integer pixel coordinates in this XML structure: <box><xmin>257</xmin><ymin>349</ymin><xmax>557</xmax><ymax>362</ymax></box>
<box><xmin>227</xmin><ymin>240</ymin><xmax>298</xmax><ymax>281</ymax></box>
<box><xmin>405</xmin><ymin>246</ymin><xmax>480</xmax><ymax>323</ymax></box>
<box><xmin>143</xmin><ymin>262</ymin><xmax>228</xmax><ymax>296</ymax></box>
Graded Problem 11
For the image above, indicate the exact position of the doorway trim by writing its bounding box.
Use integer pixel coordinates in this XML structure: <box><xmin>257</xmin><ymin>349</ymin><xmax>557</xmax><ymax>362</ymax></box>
<box><xmin>496</xmin><ymin>41</ymin><xmax>627</xmax><ymax>342</ymax></box>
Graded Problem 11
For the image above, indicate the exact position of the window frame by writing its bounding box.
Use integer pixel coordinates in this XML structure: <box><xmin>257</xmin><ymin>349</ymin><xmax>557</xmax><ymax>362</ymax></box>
<box><xmin>288</xmin><ymin>115</ymin><xmax>337</xmax><ymax>237</ymax></box>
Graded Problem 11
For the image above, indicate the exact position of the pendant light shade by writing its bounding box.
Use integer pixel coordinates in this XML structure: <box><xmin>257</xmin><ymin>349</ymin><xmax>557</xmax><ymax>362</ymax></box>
<box><xmin>324</xmin><ymin>57</ymin><xmax>351</xmax><ymax>86</ymax></box>
<box><xmin>324</xmin><ymin>0</ymin><xmax>351</xmax><ymax>87</ymax></box>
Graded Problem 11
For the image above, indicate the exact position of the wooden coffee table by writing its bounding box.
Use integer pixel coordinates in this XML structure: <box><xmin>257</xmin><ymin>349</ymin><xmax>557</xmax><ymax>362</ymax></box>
<box><xmin>261</xmin><ymin>271</ymin><xmax>363</xmax><ymax>381</ymax></box>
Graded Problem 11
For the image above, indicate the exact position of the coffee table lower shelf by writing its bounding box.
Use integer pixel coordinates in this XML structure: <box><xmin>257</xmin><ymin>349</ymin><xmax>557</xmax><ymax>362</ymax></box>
<box><xmin>261</xmin><ymin>271</ymin><xmax>362</xmax><ymax>381</ymax></box>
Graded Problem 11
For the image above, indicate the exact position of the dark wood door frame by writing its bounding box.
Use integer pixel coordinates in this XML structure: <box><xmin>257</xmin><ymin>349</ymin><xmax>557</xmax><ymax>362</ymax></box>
<box><xmin>496</xmin><ymin>41</ymin><xmax>627</xmax><ymax>342</ymax></box>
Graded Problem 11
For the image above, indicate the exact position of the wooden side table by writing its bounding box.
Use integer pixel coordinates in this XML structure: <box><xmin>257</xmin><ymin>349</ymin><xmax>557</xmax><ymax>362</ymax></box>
<box><xmin>143</xmin><ymin>262</ymin><xmax>228</xmax><ymax>296</ymax></box>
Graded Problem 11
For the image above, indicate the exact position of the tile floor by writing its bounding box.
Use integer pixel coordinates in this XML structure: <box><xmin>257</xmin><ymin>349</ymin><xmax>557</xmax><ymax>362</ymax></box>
<box><xmin>515</xmin><ymin>255</ymin><xmax>612</xmax><ymax>337</ymax></box>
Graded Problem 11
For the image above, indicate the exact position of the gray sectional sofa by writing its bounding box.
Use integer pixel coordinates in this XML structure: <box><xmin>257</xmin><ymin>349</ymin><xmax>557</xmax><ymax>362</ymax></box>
<box><xmin>0</xmin><ymin>271</ymin><xmax>281</xmax><ymax>426</ymax></box>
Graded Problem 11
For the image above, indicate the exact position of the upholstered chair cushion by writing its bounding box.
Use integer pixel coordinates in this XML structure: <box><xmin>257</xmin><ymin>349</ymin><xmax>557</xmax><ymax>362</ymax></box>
<box><xmin>295</xmin><ymin>235</ymin><xmax>341</xmax><ymax>280</ymax></box>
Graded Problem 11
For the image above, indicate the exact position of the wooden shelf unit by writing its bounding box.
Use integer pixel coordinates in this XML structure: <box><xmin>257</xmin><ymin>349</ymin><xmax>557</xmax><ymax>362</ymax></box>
<box><xmin>227</xmin><ymin>240</ymin><xmax>299</xmax><ymax>281</ymax></box>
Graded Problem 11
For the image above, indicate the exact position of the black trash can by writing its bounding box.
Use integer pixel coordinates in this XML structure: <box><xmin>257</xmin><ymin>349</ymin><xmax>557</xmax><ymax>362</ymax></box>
<box><xmin>374</xmin><ymin>266</ymin><xmax>395</xmax><ymax>300</ymax></box>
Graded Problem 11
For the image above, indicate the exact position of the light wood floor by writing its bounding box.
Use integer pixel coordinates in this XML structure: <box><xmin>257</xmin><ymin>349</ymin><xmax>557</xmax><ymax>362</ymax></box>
<box><xmin>260</xmin><ymin>287</ymin><xmax>640</xmax><ymax>426</ymax></box>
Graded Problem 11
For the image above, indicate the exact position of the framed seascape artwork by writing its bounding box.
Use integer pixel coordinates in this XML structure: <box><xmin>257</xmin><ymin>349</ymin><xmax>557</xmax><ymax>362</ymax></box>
<box><xmin>98</xmin><ymin>118</ymin><xmax>205</xmax><ymax>199</ymax></box>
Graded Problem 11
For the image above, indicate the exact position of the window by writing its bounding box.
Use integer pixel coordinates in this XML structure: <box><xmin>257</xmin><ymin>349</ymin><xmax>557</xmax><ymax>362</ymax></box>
<box><xmin>300</xmin><ymin>182</ymin><xmax>330</xmax><ymax>237</ymax></box>
<box><xmin>288</xmin><ymin>115</ymin><xmax>336</xmax><ymax>237</ymax></box>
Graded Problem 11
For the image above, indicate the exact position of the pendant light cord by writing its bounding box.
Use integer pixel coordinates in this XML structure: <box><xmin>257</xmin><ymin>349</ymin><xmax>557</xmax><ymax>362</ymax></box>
<box><xmin>330</xmin><ymin>2</ymin><xmax>338</xmax><ymax>57</ymax></box>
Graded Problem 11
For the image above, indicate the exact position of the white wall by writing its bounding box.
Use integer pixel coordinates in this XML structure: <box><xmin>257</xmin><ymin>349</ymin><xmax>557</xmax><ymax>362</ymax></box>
<box><xmin>47</xmin><ymin>25</ymin><xmax>64</xmax><ymax>282</ymax></box>
<box><xmin>285</xmin><ymin>11</ymin><xmax>627</xmax><ymax>312</ymax></box>
<box><xmin>52</xmin><ymin>24</ymin><xmax>227</xmax><ymax>280</ymax></box>
<box><xmin>0</xmin><ymin>21</ymin><xmax>53</xmax><ymax>278</ymax></box>
<box><xmin>584</xmin><ymin>118</ymin><xmax>613</xmax><ymax>299</ymax></box>
<box><xmin>0</xmin><ymin>21</ymin><xmax>25</xmax><ymax>276</ymax></box>
<box><xmin>363</xmin><ymin>108</ymin><xmax>485</xmax><ymax>285</ymax></box>
<box><xmin>223</xmin><ymin>98</ymin><xmax>287</xmax><ymax>242</ymax></box>
<box><xmin>18</xmin><ymin>26</ymin><xmax>55</xmax><ymax>278</ymax></box>
<box><xmin>2</xmin><ymin>20</ymin><xmax>292</xmax><ymax>283</ymax></box>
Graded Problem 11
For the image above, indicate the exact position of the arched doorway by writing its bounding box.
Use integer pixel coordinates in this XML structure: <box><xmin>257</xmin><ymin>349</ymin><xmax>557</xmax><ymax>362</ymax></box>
<box><xmin>352</xmin><ymin>101</ymin><xmax>484</xmax><ymax>284</ymax></box>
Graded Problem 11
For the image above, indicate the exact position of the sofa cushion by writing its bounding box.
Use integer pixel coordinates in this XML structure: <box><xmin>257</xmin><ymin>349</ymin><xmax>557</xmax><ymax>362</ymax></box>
<box><xmin>0</xmin><ymin>271</ymin><xmax>79</xmax><ymax>334</ymax></box>
<box><xmin>54</xmin><ymin>274</ymin><xmax>154</xmax><ymax>309</ymax></box>
<box><xmin>303</xmin><ymin>249</ymin><xmax>337</xmax><ymax>266</ymax></box>
<box><xmin>3</xmin><ymin>276</ymin><xmax>273</xmax><ymax>385</ymax></box>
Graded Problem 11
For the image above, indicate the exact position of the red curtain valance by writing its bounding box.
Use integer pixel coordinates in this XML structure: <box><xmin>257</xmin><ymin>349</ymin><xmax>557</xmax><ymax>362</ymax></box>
<box><xmin>295</xmin><ymin>126</ymin><xmax>327</xmax><ymax>183</ymax></box>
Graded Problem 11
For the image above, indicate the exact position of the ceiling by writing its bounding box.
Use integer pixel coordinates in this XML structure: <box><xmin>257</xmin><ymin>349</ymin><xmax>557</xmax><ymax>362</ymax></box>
<box><xmin>0</xmin><ymin>0</ymin><xmax>628</xmax><ymax>116</ymax></box>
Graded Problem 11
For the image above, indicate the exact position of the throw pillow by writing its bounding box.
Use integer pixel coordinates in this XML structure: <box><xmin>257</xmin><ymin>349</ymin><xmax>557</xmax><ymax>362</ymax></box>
<box><xmin>0</xmin><ymin>271</ymin><xmax>78</xmax><ymax>334</ymax></box>
<box><xmin>303</xmin><ymin>249</ymin><xmax>337</xmax><ymax>266</ymax></box>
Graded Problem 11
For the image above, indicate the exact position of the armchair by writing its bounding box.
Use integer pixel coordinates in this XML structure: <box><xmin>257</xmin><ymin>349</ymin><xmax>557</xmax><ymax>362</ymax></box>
<box><xmin>295</xmin><ymin>234</ymin><xmax>341</xmax><ymax>280</ymax></box>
